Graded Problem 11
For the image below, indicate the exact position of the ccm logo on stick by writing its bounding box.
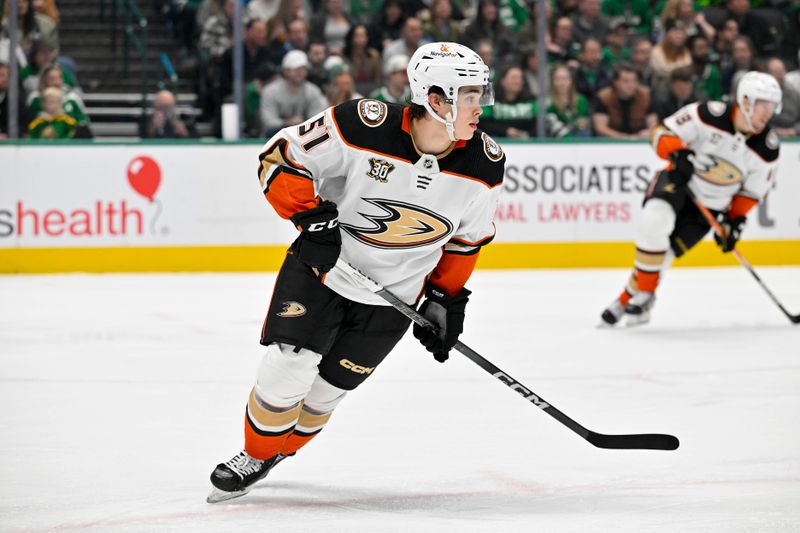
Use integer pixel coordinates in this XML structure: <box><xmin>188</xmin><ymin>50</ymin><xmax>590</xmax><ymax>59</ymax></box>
<box><xmin>493</xmin><ymin>371</ymin><xmax>550</xmax><ymax>409</ymax></box>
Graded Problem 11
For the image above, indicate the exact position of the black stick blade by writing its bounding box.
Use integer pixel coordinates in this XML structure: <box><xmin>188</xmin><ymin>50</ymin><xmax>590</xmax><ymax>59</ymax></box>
<box><xmin>587</xmin><ymin>432</ymin><xmax>680</xmax><ymax>451</ymax></box>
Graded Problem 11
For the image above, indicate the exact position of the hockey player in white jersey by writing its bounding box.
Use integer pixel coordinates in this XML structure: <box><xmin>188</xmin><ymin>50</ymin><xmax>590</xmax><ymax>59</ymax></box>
<box><xmin>207</xmin><ymin>42</ymin><xmax>505</xmax><ymax>503</ymax></box>
<box><xmin>601</xmin><ymin>71</ymin><xmax>782</xmax><ymax>326</ymax></box>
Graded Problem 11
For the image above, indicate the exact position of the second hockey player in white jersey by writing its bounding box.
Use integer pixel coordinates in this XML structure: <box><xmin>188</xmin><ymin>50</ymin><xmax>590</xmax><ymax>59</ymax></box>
<box><xmin>601</xmin><ymin>71</ymin><xmax>782</xmax><ymax>326</ymax></box>
<box><xmin>207</xmin><ymin>42</ymin><xmax>505</xmax><ymax>503</ymax></box>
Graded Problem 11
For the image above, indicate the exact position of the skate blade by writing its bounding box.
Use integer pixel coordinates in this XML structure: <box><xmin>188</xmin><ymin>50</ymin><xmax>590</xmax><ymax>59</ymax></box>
<box><xmin>624</xmin><ymin>312</ymin><xmax>651</xmax><ymax>327</ymax></box>
<box><xmin>207</xmin><ymin>486</ymin><xmax>251</xmax><ymax>504</ymax></box>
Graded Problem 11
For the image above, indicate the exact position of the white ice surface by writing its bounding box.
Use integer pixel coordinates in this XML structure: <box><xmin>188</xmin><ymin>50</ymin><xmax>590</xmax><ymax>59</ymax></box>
<box><xmin>1</xmin><ymin>268</ymin><xmax>799</xmax><ymax>532</ymax></box>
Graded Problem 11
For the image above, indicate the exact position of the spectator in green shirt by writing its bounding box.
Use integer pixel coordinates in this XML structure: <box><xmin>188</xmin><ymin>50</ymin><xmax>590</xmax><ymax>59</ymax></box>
<box><xmin>27</xmin><ymin>87</ymin><xmax>76</xmax><ymax>139</ymax></box>
<box><xmin>369</xmin><ymin>54</ymin><xmax>412</xmax><ymax>104</ymax></box>
<box><xmin>602</xmin><ymin>19</ymin><xmax>631</xmax><ymax>69</ymax></box>
<box><xmin>601</xmin><ymin>0</ymin><xmax>652</xmax><ymax>36</ymax></box>
<box><xmin>25</xmin><ymin>63</ymin><xmax>91</xmax><ymax>137</ymax></box>
<box><xmin>480</xmin><ymin>65</ymin><xmax>538</xmax><ymax>138</ymax></box>
<box><xmin>547</xmin><ymin>64</ymin><xmax>591</xmax><ymax>137</ymax></box>
<box><xmin>19</xmin><ymin>39</ymin><xmax>76</xmax><ymax>96</ymax></box>
<box><xmin>547</xmin><ymin>16</ymin><xmax>581</xmax><ymax>67</ymax></box>
<box><xmin>574</xmin><ymin>37</ymin><xmax>612</xmax><ymax>98</ymax></box>
<box><xmin>688</xmin><ymin>33</ymin><xmax>721</xmax><ymax>101</ymax></box>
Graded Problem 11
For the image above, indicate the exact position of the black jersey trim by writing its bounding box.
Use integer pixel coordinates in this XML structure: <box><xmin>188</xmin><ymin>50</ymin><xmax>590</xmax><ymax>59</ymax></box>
<box><xmin>697</xmin><ymin>102</ymin><xmax>736</xmax><ymax>134</ymax></box>
<box><xmin>332</xmin><ymin>99</ymin><xmax>505</xmax><ymax>189</ymax></box>
<box><xmin>449</xmin><ymin>232</ymin><xmax>496</xmax><ymax>248</ymax></box>
<box><xmin>746</xmin><ymin>129</ymin><xmax>779</xmax><ymax>163</ymax></box>
<box><xmin>332</xmin><ymin>99</ymin><xmax>414</xmax><ymax>164</ymax></box>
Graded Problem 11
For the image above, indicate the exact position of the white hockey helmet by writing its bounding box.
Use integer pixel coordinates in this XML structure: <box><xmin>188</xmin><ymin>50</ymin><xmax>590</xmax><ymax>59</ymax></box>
<box><xmin>407</xmin><ymin>42</ymin><xmax>494</xmax><ymax>140</ymax></box>
<box><xmin>736</xmin><ymin>71</ymin><xmax>782</xmax><ymax>115</ymax></box>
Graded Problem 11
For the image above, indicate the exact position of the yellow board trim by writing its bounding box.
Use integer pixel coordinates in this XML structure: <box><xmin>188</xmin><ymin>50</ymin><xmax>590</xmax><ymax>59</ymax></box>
<box><xmin>1</xmin><ymin>241</ymin><xmax>799</xmax><ymax>273</ymax></box>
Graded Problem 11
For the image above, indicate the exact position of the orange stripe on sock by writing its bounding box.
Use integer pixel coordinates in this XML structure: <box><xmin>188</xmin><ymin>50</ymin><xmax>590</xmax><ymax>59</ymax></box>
<box><xmin>619</xmin><ymin>289</ymin><xmax>632</xmax><ymax>306</ymax></box>
<box><xmin>636</xmin><ymin>270</ymin><xmax>660</xmax><ymax>292</ymax></box>
<box><xmin>244</xmin><ymin>412</ymin><xmax>293</xmax><ymax>461</ymax></box>
<box><xmin>280</xmin><ymin>430</ymin><xmax>320</xmax><ymax>456</ymax></box>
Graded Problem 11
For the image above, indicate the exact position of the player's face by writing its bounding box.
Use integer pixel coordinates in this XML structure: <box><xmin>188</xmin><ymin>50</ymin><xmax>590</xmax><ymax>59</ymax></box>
<box><xmin>452</xmin><ymin>86</ymin><xmax>485</xmax><ymax>140</ymax></box>
<box><xmin>749</xmin><ymin>99</ymin><xmax>777</xmax><ymax>133</ymax></box>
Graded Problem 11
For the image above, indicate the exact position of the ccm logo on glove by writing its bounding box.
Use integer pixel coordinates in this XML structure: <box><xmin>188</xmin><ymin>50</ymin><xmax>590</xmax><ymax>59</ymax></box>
<box><xmin>306</xmin><ymin>219</ymin><xmax>339</xmax><ymax>232</ymax></box>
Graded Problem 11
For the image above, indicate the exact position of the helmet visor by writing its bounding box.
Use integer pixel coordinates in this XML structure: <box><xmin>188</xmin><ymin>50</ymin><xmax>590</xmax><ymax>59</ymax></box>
<box><xmin>455</xmin><ymin>84</ymin><xmax>495</xmax><ymax>107</ymax></box>
<box><xmin>753</xmin><ymin>99</ymin><xmax>779</xmax><ymax>116</ymax></box>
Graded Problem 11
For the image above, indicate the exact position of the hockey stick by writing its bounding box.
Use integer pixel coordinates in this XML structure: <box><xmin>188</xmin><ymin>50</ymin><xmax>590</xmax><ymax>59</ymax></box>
<box><xmin>688</xmin><ymin>191</ymin><xmax>800</xmax><ymax>324</ymax></box>
<box><xmin>336</xmin><ymin>259</ymin><xmax>680</xmax><ymax>451</ymax></box>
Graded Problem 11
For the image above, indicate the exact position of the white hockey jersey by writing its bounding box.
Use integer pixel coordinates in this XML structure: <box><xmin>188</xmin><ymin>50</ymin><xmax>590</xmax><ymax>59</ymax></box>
<box><xmin>257</xmin><ymin>98</ymin><xmax>505</xmax><ymax>306</ymax></box>
<box><xmin>656</xmin><ymin>101</ymin><xmax>780</xmax><ymax>211</ymax></box>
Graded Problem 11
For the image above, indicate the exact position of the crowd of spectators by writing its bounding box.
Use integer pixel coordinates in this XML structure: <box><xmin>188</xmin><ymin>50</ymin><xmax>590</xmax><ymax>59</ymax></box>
<box><xmin>3</xmin><ymin>0</ymin><xmax>800</xmax><ymax>140</ymax></box>
<box><xmin>179</xmin><ymin>0</ymin><xmax>800</xmax><ymax>139</ymax></box>
<box><xmin>1</xmin><ymin>0</ymin><xmax>92</xmax><ymax>139</ymax></box>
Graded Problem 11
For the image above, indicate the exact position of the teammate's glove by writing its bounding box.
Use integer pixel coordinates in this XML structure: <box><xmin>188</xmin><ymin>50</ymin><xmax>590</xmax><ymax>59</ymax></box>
<box><xmin>668</xmin><ymin>148</ymin><xmax>695</xmax><ymax>185</ymax></box>
<box><xmin>290</xmin><ymin>201</ymin><xmax>341</xmax><ymax>274</ymax></box>
<box><xmin>413</xmin><ymin>283</ymin><xmax>471</xmax><ymax>363</ymax></box>
<box><xmin>714</xmin><ymin>213</ymin><xmax>746</xmax><ymax>253</ymax></box>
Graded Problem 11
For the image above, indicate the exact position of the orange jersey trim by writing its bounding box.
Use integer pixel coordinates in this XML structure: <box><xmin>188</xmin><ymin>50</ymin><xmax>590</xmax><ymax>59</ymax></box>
<box><xmin>654</xmin><ymin>130</ymin><xmax>686</xmax><ymax>160</ymax></box>
<box><xmin>727</xmin><ymin>194</ymin><xmax>758</xmax><ymax>219</ymax></box>
<box><xmin>429</xmin><ymin>251</ymin><xmax>480</xmax><ymax>296</ymax></box>
<box><xmin>265</xmin><ymin>171</ymin><xmax>318</xmax><ymax>220</ymax></box>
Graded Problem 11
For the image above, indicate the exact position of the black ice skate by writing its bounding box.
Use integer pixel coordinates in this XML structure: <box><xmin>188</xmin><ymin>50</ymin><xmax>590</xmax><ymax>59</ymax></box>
<box><xmin>207</xmin><ymin>450</ymin><xmax>290</xmax><ymax>503</ymax></box>
<box><xmin>624</xmin><ymin>292</ymin><xmax>656</xmax><ymax>326</ymax></box>
<box><xmin>600</xmin><ymin>298</ymin><xmax>626</xmax><ymax>326</ymax></box>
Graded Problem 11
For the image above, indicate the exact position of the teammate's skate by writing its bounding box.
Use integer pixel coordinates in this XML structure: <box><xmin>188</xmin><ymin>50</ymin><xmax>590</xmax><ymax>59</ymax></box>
<box><xmin>624</xmin><ymin>292</ymin><xmax>655</xmax><ymax>326</ymax></box>
<box><xmin>207</xmin><ymin>450</ymin><xmax>289</xmax><ymax>503</ymax></box>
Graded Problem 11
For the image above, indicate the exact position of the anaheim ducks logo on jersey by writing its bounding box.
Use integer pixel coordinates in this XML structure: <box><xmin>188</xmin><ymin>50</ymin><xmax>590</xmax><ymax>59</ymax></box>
<box><xmin>692</xmin><ymin>154</ymin><xmax>743</xmax><ymax>185</ymax></box>
<box><xmin>357</xmin><ymin>99</ymin><xmax>388</xmax><ymax>127</ymax></box>
<box><xmin>481</xmin><ymin>132</ymin><xmax>503</xmax><ymax>162</ymax></box>
<box><xmin>277</xmin><ymin>301</ymin><xmax>306</xmax><ymax>317</ymax></box>
<box><xmin>340</xmin><ymin>198</ymin><xmax>453</xmax><ymax>249</ymax></box>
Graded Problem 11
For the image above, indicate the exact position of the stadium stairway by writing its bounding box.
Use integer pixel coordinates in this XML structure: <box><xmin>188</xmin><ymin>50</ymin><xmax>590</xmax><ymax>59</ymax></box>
<box><xmin>58</xmin><ymin>0</ymin><xmax>209</xmax><ymax>139</ymax></box>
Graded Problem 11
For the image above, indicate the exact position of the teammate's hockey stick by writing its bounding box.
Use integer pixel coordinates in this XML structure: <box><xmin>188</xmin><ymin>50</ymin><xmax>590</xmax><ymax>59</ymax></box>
<box><xmin>688</xmin><ymin>191</ymin><xmax>800</xmax><ymax>324</ymax></box>
<box><xmin>336</xmin><ymin>259</ymin><xmax>680</xmax><ymax>451</ymax></box>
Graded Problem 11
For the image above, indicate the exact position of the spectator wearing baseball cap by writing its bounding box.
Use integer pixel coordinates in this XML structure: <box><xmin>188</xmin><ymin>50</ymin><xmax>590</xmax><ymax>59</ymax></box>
<box><xmin>282</xmin><ymin>49</ymin><xmax>310</xmax><ymax>70</ymax></box>
<box><xmin>368</xmin><ymin>54</ymin><xmax>412</xmax><ymax>104</ymax></box>
<box><xmin>260</xmin><ymin>49</ymin><xmax>327</xmax><ymax>136</ymax></box>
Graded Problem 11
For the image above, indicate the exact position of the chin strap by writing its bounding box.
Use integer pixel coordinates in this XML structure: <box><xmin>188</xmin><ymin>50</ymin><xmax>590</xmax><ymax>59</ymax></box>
<box><xmin>423</xmin><ymin>101</ymin><xmax>458</xmax><ymax>142</ymax></box>
<box><xmin>738</xmin><ymin>101</ymin><xmax>755</xmax><ymax>133</ymax></box>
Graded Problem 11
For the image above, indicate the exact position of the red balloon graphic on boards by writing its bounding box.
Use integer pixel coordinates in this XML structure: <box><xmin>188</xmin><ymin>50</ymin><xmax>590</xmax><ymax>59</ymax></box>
<box><xmin>127</xmin><ymin>156</ymin><xmax>161</xmax><ymax>201</ymax></box>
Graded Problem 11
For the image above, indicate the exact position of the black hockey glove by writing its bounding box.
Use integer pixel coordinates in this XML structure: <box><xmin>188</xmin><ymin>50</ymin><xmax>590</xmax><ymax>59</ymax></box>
<box><xmin>290</xmin><ymin>201</ymin><xmax>341</xmax><ymax>274</ymax></box>
<box><xmin>413</xmin><ymin>283</ymin><xmax>471</xmax><ymax>363</ymax></box>
<box><xmin>668</xmin><ymin>148</ymin><xmax>695</xmax><ymax>185</ymax></box>
<box><xmin>714</xmin><ymin>213</ymin><xmax>746</xmax><ymax>253</ymax></box>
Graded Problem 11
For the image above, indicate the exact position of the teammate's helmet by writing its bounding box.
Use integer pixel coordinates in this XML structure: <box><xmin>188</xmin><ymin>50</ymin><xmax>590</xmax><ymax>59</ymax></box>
<box><xmin>736</xmin><ymin>71</ymin><xmax>783</xmax><ymax>114</ymax></box>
